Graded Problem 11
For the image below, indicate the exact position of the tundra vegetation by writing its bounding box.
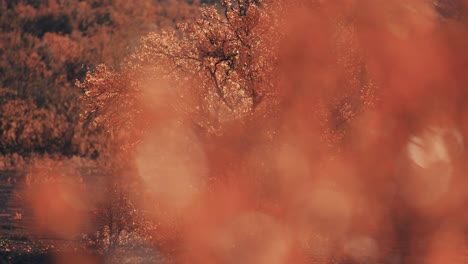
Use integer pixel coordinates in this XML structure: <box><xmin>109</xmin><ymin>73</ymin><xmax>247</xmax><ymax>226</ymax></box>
<box><xmin>2</xmin><ymin>0</ymin><xmax>468</xmax><ymax>263</ymax></box>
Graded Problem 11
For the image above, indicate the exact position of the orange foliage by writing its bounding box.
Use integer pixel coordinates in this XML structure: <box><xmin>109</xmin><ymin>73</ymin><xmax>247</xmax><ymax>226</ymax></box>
<box><xmin>6</xmin><ymin>0</ymin><xmax>468</xmax><ymax>263</ymax></box>
<box><xmin>0</xmin><ymin>0</ymin><xmax>199</xmax><ymax>158</ymax></box>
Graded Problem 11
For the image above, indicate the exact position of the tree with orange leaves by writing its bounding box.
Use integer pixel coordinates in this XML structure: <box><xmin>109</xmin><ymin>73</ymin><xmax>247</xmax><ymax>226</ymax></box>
<box><xmin>77</xmin><ymin>0</ymin><xmax>376</xmax><ymax>254</ymax></box>
<box><xmin>80</xmin><ymin>0</ymin><xmax>280</xmax><ymax>138</ymax></box>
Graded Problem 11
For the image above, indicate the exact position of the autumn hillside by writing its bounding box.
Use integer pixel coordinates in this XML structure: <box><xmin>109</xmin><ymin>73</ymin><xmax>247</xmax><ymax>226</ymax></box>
<box><xmin>0</xmin><ymin>0</ymin><xmax>199</xmax><ymax>159</ymax></box>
